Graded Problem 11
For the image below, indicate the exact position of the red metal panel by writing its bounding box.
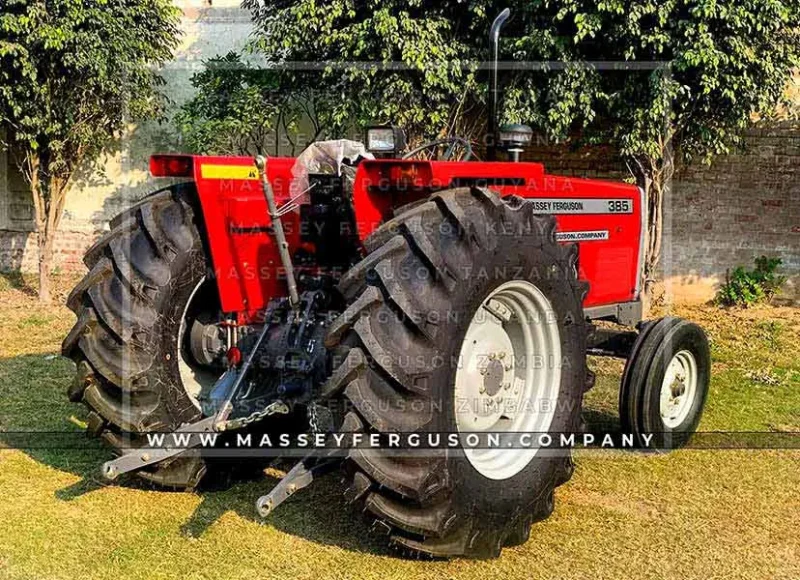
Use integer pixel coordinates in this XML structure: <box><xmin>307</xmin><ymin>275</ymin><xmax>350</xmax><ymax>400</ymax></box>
<box><xmin>183</xmin><ymin>155</ymin><xmax>641</xmax><ymax>315</ymax></box>
<box><xmin>352</xmin><ymin>160</ymin><xmax>642</xmax><ymax>307</ymax></box>
<box><xmin>190</xmin><ymin>155</ymin><xmax>297</xmax><ymax>315</ymax></box>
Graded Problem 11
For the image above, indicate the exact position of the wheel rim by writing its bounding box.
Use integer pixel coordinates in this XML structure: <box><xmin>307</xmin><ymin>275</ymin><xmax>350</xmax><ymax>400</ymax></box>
<box><xmin>454</xmin><ymin>280</ymin><xmax>562</xmax><ymax>480</ymax></box>
<box><xmin>659</xmin><ymin>349</ymin><xmax>698</xmax><ymax>428</ymax></box>
<box><xmin>177</xmin><ymin>277</ymin><xmax>225</xmax><ymax>410</ymax></box>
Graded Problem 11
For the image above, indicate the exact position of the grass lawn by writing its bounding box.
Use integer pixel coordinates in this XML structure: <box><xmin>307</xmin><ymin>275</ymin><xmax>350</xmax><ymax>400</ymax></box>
<box><xmin>0</xmin><ymin>273</ymin><xmax>798</xmax><ymax>580</ymax></box>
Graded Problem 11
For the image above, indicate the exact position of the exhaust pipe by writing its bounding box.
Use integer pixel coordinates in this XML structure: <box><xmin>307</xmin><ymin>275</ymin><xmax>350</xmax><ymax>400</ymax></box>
<box><xmin>487</xmin><ymin>8</ymin><xmax>511</xmax><ymax>161</ymax></box>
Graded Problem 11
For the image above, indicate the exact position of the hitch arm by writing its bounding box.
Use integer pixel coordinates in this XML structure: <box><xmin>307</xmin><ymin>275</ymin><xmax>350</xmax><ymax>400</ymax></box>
<box><xmin>256</xmin><ymin>454</ymin><xmax>341</xmax><ymax>517</ymax></box>
<box><xmin>101</xmin><ymin>314</ymin><xmax>278</xmax><ymax>482</ymax></box>
<box><xmin>101</xmin><ymin>416</ymin><xmax>219</xmax><ymax>481</ymax></box>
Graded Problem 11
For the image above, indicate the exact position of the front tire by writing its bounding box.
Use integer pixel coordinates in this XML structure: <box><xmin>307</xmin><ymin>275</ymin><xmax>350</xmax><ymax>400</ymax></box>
<box><xmin>324</xmin><ymin>187</ymin><xmax>590</xmax><ymax>558</ymax></box>
<box><xmin>620</xmin><ymin>317</ymin><xmax>711</xmax><ymax>449</ymax></box>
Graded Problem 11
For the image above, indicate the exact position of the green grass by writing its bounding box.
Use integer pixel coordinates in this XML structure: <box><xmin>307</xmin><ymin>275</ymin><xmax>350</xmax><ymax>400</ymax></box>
<box><xmin>0</xmin><ymin>274</ymin><xmax>798</xmax><ymax>580</ymax></box>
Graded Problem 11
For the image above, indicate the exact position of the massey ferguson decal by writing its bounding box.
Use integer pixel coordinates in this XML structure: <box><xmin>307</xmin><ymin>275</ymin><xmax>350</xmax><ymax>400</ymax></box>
<box><xmin>528</xmin><ymin>198</ymin><xmax>633</xmax><ymax>214</ymax></box>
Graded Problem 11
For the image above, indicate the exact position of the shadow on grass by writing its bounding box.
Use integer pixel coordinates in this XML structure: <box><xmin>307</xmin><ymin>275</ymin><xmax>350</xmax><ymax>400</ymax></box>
<box><xmin>179</xmin><ymin>471</ymin><xmax>387</xmax><ymax>555</ymax></box>
<box><xmin>583</xmin><ymin>408</ymin><xmax>621</xmax><ymax>432</ymax></box>
<box><xmin>55</xmin><ymin>474</ymin><xmax>109</xmax><ymax>501</ymax></box>
<box><xmin>0</xmin><ymin>353</ymin><xmax>389</xmax><ymax>556</ymax></box>
<box><xmin>0</xmin><ymin>351</ymin><xmax>631</xmax><ymax>557</ymax></box>
<box><xmin>0</xmin><ymin>271</ymin><xmax>38</xmax><ymax>297</ymax></box>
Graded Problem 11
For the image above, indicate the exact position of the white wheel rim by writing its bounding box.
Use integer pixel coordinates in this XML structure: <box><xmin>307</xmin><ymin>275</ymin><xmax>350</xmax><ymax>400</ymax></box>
<box><xmin>454</xmin><ymin>280</ymin><xmax>562</xmax><ymax>480</ymax></box>
<box><xmin>659</xmin><ymin>350</ymin><xmax>698</xmax><ymax>428</ymax></box>
<box><xmin>177</xmin><ymin>277</ymin><xmax>222</xmax><ymax>409</ymax></box>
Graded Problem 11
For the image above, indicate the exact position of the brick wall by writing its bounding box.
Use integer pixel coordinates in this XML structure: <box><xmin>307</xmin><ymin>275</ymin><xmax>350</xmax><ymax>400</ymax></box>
<box><xmin>670</xmin><ymin>126</ymin><xmax>799</xmax><ymax>301</ymax></box>
<box><xmin>0</xmin><ymin>230</ymin><xmax>96</xmax><ymax>273</ymax></box>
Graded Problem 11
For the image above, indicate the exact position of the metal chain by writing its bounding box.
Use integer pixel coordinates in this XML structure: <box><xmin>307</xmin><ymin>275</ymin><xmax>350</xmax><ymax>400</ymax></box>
<box><xmin>221</xmin><ymin>400</ymin><xmax>290</xmax><ymax>431</ymax></box>
<box><xmin>307</xmin><ymin>402</ymin><xmax>320</xmax><ymax>435</ymax></box>
<box><xmin>221</xmin><ymin>400</ymin><xmax>325</xmax><ymax>434</ymax></box>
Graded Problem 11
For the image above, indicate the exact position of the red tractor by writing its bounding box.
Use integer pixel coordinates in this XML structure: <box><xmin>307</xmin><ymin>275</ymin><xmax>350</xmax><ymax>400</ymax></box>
<box><xmin>62</xmin><ymin>10</ymin><xmax>710</xmax><ymax>559</ymax></box>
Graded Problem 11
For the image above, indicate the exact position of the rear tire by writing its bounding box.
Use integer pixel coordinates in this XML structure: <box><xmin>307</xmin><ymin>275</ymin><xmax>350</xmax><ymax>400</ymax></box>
<box><xmin>324</xmin><ymin>187</ymin><xmax>590</xmax><ymax>558</ymax></box>
<box><xmin>62</xmin><ymin>184</ymin><xmax>216</xmax><ymax>489</ymax></box>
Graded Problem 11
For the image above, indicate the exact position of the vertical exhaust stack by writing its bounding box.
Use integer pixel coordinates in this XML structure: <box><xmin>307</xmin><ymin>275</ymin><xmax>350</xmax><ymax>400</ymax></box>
<box><xmin>487</xmin><ymin>8</ymin><xmax>511</xmax><ymax>161</ymax></box>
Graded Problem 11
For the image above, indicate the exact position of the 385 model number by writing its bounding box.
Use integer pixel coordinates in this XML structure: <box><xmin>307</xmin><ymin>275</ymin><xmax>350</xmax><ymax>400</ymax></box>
<box><xmin>608</xmin><ymin>200</ymin><xmax>631</xmax><ymax>213</ymax></box>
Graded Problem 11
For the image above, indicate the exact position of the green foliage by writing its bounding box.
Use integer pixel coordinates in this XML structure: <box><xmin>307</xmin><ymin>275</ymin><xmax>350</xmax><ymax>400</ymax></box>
<box><xmin>716</xmin><ymin>256</ymin><xmax>786</xmax><ymax>307</ymax></box>
<box><xmin>175</xmin><ymin>53</ymin><xmax>281</xmax><ymax>156</ymax></box>
<box><xmin>0</xmin><ymin>0</ymin><xmax>181</xmax><ymax>184</ymax></box>
<box><xmin>180</xmin><ymin>0</ymin><xmax>799</xmax><ymax>295</ymax></box>
<box><xmin>0</xmin><ymin>0</ymin><xmax>181</xmax><ymax>301</ymax></box>
<box><xmin>180</xmin><ymin>0</ymin><xmax>800</xmax><ymax>161</ymax></box>
<box><xmin>175</xmin><ymin>52</ymin><xmax>344</xmax><ymax>156</ymax></box>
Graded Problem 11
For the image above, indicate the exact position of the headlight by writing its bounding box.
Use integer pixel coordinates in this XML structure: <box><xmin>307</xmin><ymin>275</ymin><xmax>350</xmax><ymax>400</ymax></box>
<box><xmin>366</xmin><ymin>125</ymin><xmax>406</xmax><ymax>157</ymax></box>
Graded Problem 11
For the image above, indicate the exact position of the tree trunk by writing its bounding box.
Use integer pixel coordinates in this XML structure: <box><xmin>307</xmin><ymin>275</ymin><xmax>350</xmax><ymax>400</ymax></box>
<box><xmin>37</xmin><ymin>230</ymin><xmax>54</xmax><ymax>303</ymax></box>
<box><xmin>27</xmin><ymin>152</ymin><xmax>69</xmax><ymax>304</ymax></box>
<box><xmin>630</xmin><ymin>151</ymin><xmax>674</xmax><ymax>314</ymax></box>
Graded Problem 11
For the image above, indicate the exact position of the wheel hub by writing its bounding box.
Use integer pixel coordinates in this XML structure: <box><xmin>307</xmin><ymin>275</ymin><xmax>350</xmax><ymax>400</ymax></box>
<box><xmin>188</xmin><ymin>317</ymin><xmax>227</xmax><ymax>367</ymax></box>
<box><xmin>178</xmin><ymin>277</ymin><xmax>227</xmax><ymax>409</ymax></box>
<box><xmin>482</xmin><ymin>358</ymin><xmax>506</xmax><ymax>396</ymax></box>
<box><xmin>659</xmin><ymin>350</ymin><xmax>698</xmax><ymax>428</ymax></box>
<box><xmin>454</xmin><ymin>280</ymin><xmax>562</xmax><ymax>481</ymax></box>
<box><xmin>670</xmin><ymin>378</ymin><xmax>687</xmax><ymax>399</ymax></box>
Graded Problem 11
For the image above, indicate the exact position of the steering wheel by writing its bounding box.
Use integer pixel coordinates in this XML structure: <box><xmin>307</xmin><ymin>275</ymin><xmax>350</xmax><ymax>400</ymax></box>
<box><xmin>402</xmin><ymin>137</ymin><xmax>474</xmax><ymax>161</ymax></box>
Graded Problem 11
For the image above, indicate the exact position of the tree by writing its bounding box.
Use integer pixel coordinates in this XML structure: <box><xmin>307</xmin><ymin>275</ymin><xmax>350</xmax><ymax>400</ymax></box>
<box><xmin>0</xmin><ymin>0</ymin><xmax>181</xmax><ymax>302</ymax></box>
<box><xmin>180</xmin><ymin>5</ymin><xmax>487</xmax><ymax>152</ymax></box>
<box><xmin>175</xmin><ymin>52</ymin><xmax>342</xmax><ymax>157</ymax></box>
<box><xmin>183</xmin><ymin>0</ymin><xmax>800</xmax><ymax>300</ymax></box>
<box><xmin>496</xmin><ymin>0</ymin><xmax>800</xmax><ymax>299</ymax></box>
